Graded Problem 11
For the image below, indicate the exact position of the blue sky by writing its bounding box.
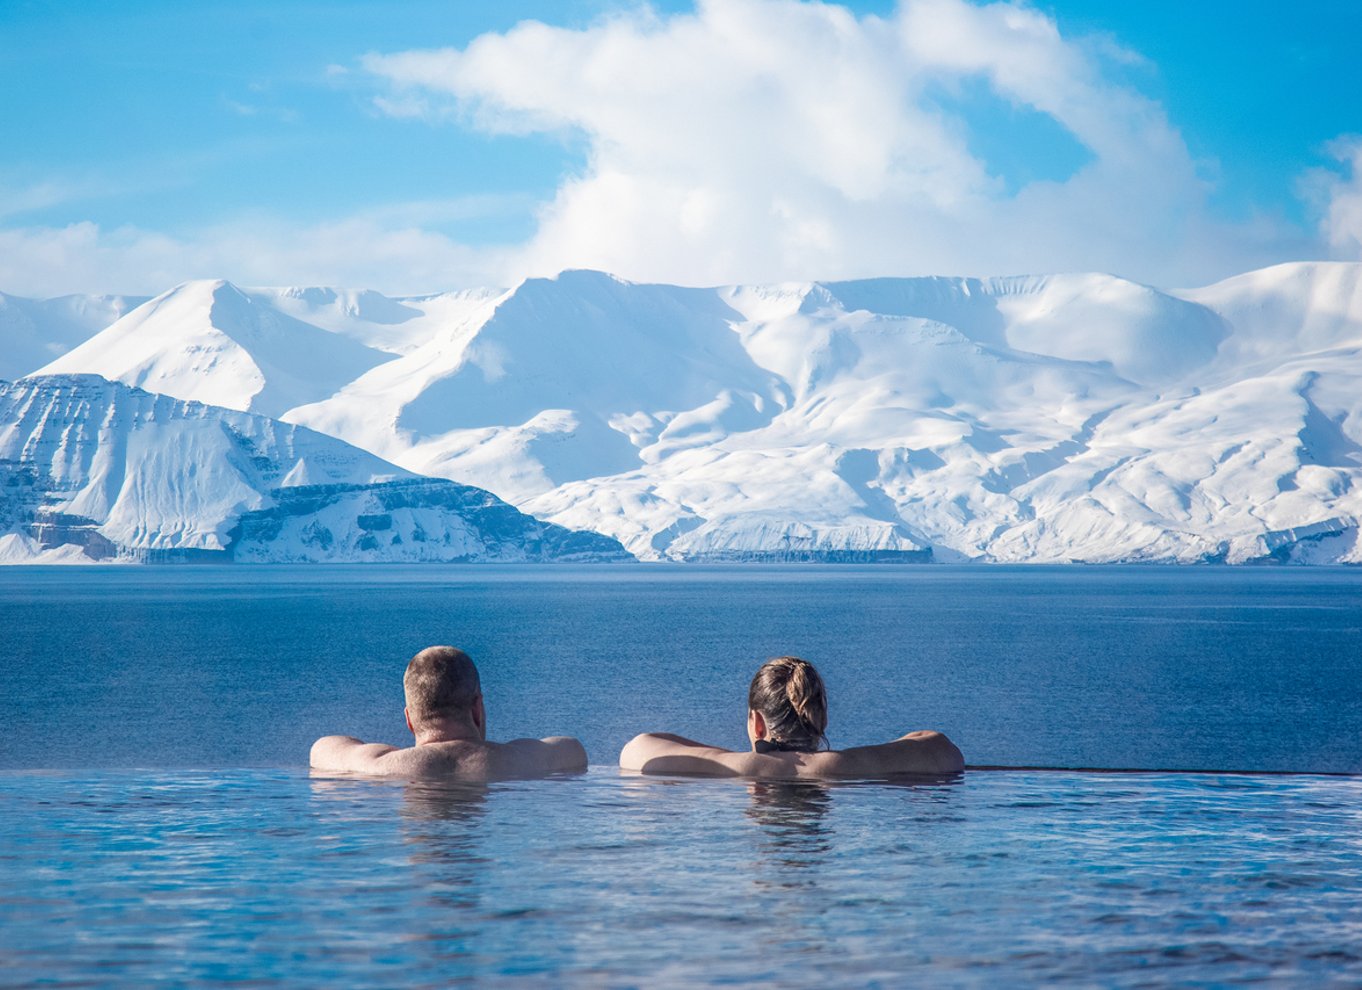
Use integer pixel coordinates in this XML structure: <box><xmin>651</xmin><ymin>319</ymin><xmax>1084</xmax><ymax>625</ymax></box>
<box><xmin>3</xmin><ymin>0</ymin><xmax>1361</xmax><ymax>295</ymax></box>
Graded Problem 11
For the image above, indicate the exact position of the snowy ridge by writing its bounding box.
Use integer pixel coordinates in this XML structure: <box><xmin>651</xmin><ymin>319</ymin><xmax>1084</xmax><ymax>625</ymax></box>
<box><xmin>8</xmin><ymin>262</ymin><xmax>1362</xmax><ymax>563</ymax></box>
<box><xmin>0</xmin><ymin>375</ymin><xmax>628</xmax><ymax>563</ymax></box>
<box><xmin>33</xmin><ymin>280</ymin><xmax>399</xmax><ymax>419</ymax></box>
<box><xmin>263</xmin><ymin>284</ymin><xmax>505</xmax><ymax>356</ymax></box>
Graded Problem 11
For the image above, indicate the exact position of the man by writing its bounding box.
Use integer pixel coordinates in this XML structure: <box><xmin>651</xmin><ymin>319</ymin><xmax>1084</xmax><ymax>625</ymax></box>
<box><xmin>311</xmin><ymin>646</ymin><xmax>587</xmax><ymax>779</ymax></box>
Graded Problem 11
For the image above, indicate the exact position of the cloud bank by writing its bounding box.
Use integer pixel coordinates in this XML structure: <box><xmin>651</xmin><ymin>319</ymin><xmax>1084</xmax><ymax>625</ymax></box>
<box><xmin>1</xmin><ymin>0</ymin><xmax>1357</xmax><ymax>297</ymax></box>
<box><xmin>0</xmin><ymin>217</ymin><xmax>509</xmax><ymax>299</ymax></box>
<box><xmin>359</xmin><ymin>0</ymin><xmax>1332</xmax><ymax>288</ymax></box>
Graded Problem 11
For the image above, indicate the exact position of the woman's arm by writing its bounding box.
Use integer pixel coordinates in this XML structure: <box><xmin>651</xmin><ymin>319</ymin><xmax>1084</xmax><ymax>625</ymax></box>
<box><xmin>619</xmin><ymin>730</ymin><xmax>965</xmax><ymax>779</ymax></box>
<box><xmin>826</xmin><ymin>730</ymin><xmax>964</xmax><ymax>776</ymax></box>
<box><xmin>619</xmin><ymin>732</ymin><xmax>747</xmax><ymax>776</ymax></box>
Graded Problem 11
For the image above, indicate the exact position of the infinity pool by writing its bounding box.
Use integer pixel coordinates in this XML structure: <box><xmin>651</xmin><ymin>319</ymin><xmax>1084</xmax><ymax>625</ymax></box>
<box><xmin>4</xmin><ymin>767</ymin><xmax>1360</xmax><ymax>987</ymax></box>
<box><xmin>5</xmin><ymin>566</ymin><xmax>1361</xmax><ymax>984</ymax></box>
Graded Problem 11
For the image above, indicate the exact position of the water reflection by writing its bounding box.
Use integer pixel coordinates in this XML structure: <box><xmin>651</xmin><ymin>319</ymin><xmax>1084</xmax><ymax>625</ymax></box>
<box><xmin>744</xmin><ymin>780</ymin><xmax>834</xmax><ymax>877</ymax></box>
<box><xmin>398</xmin><ymin>780</ymin><xmax>491</xmax><ymax>917</ymax></box>
<box><xmin>400</xmin><ymin>779</ymin><xmax>490</xmax><ymax>824</ymax></box>
<box><xmin>743</xmin><ymin>774</ymin><xmax>968</xmax><ymax>894</ymax></box>
<box><xmin>740</xmin><ymin>784</ymin><xmax>833</xmax><ymax>904</ymax></box>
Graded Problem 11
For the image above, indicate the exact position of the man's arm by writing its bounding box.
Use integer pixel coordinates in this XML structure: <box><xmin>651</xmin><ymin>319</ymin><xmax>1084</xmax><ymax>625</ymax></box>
<box><xmin>486</xmin><ymin>736</ymin><xmax>588</xmax><ymax>777</ymax></box>
<box><xmin>310</xmin><ymin>735</ymin><xmax>400</xmax><ymax>773</ymax></box>
<box><xmin>312</xmin><ymin>734</ymin><xmax>585</xmax><ymax>779</ymax></box>
<box><xmin>824</xmin><ymin>731</ymin><xmax>964</xmax><ymax>776</ymax></box>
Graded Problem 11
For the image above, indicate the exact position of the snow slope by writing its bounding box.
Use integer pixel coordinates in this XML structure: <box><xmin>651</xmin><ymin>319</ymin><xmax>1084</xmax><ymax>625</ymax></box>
<box><xmin>0</xmin><ymin>375</ymin><xmax>628</xmax><ymax>563</ymax></box>
<box><xmin>7</xmin><ymin>262</ymin><xmax>1362</xmax><ymax>563</ymax></box>
<box><xmin>32</xmin><ymin>280</ymin><xmax>400</xmax><ymax>419</ymax></box>
<box><xmin>289</xmin><ymin>266</ymin><xmax>1362</xmax><ymax>562</ymax></box>
<box><xmin>258</xmin><ymin>284</ymin><xmax>504</xmax><ymax>355</ymax></box>
<box><xmin>288</xmin><ymin>270</ymin><xmax>789</xmax><ymax>502</ymax></box>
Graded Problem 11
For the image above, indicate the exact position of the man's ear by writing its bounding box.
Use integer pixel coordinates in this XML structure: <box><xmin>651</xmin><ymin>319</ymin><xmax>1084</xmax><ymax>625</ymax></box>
<box><xmin>404</xmin><ymin>707</ymin><xmax>415</xmax><ymax>736</ymax></box>
<box><xmin>472</xmin><ymin>694</ymin><xmax>486</xmax><ymax>738</ymax></box>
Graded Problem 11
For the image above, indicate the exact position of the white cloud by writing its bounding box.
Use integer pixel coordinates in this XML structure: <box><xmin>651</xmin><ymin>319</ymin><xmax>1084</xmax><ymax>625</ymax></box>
<box><xmin>360</xmin><ymin>0</ymin><xmax>1293</xmax><ymax>286</ymax></box>
<box><xmin>0</xmin><ymin>0</ymin><xmax>1329</xmax><ymax>298</ymax></box>
<box><xmin>1309</xmin><ymin>135</ymin><xmax>1362</xmax><ymax>257</ymax></box>
<box><xmin>0</xmin><ymin>176</ymin><xmax>137</xmax><ymax>222</ymax></box>
<box><xmin>223</xmin><ymin>98</ymin><xmax>300</xmax><ymax>124</ymax></box>
<box><xmin>0</xmin><ymin>181</ymin><xmax>83</xmax><ymax>219</ymax></box>
<box><xmin>0</xmin><ymin>218</ymin><xmax>509</xmax><ymax>298</ymax></box>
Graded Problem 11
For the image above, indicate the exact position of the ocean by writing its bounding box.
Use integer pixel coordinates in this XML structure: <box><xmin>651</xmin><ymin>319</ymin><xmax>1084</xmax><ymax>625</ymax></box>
<box><xmin>2</xmin><ymin>564</ymin><xmax>1360</xmax><ymax>986</ymax></box>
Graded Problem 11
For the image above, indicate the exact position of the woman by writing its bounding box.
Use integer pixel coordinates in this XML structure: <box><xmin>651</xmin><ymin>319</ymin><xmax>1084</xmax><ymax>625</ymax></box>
<box><xmin>619</xmin><ymin>656</ymin><xmax>964</xmax><ymax>778</ymax></box>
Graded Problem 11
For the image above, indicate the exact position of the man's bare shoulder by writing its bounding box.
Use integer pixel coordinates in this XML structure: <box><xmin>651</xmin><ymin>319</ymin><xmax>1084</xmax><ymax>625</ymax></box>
<box><xmin>483</xmin><ymin>736</ymin><xmax>588</xmax><ymax>778</ymax></box>
<box><xmin>310</xmin><ymin>735</ymin><xmax>484</xmax><ymax>778</ymax></box>
<box><xmin>310</xmin><ymin>735</ymin><xmax>401</xmax><ymax>773</ymax></box>
<box><xmin>311</xmin><ymin>734</ymin><xmax>586</xmax><ymax>781</ymax></box>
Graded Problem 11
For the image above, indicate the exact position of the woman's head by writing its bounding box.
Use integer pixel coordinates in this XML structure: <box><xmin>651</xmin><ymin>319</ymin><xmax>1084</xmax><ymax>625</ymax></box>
<box><xmin>747</xmin><ymin>656</ymin><xmax>828</xmax><ymax>752</ymax></box>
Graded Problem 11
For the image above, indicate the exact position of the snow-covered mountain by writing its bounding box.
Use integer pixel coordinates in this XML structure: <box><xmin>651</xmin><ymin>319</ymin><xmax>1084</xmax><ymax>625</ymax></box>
<box><xmin>290</xmin><ymin>265</ymin><xmax>1362</xmax><ymax>563</ymax></box>
<box><xmin>0</xmin><ymin>375</ymin><xmax>628</xmax><ymax>563</ymax></box>
<box><xmin>32</xmin><ymin>280</ymin><xmax>405</xmax><ymax>420</ymax></box>
<box><xmin>31</xmin><ymin>280</ymin><xmax>508</xmax><ymax>420</ymax></box>
<box><xmin>10</xmin><ymin>262</ymin><xmax>1362</xmax><ymax>563</ymax></box>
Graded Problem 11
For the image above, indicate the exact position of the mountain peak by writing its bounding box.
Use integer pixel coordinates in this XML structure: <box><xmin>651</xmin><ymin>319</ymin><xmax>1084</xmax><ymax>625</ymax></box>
<box><xmin>30</xmin><ymin>278</ymin><xmax>397</xmax><ymax>419</ymax></box>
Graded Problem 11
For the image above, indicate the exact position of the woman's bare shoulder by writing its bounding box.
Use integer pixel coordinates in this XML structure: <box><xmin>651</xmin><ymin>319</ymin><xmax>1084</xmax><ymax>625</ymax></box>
<box><xmin>620</xmin><ymin>732</ymin><xmax>761</xmax><ymax>777</ymax></box>
<box><xmin>618</xmin><ymin>730</ymin><xmax>965</xmax><ymax>780</ymax></box>
<box><xmin>814</xmin><ymin>731</ymin><xmax>964</xmax><ymax>776</ymax></box>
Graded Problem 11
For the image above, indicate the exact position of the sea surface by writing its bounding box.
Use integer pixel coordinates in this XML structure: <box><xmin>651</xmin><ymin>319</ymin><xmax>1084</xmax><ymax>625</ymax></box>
<box><xmin>4</xmin><ymin>767</ymin><xmax>1361</xmax><ymax>988</ymax></box>
<box><xmin>2</xmin><ymin>564</ymin><xmax>1361</xmax><ymax>986</ymax></box>
<box><xmin>3</xmin><ymin>564</ymin><xmax>1360</xmax><ymax>772</ymax></box>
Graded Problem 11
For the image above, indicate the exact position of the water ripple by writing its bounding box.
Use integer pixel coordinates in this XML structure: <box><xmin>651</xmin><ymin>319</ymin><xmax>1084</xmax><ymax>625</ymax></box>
<box><xmin>2</xmin><ymin>768</ymin><xmax>1362</xmax><ymax>986</ymax></box>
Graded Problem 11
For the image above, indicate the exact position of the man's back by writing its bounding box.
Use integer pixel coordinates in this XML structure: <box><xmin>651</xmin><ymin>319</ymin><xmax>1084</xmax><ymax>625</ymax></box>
<box><xmin>311</xmin><ymin>734</ymin><xmax>587</xmax><ymax>781</ymax></box>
